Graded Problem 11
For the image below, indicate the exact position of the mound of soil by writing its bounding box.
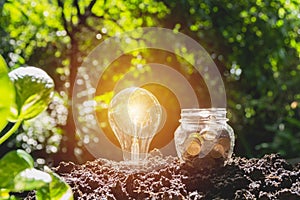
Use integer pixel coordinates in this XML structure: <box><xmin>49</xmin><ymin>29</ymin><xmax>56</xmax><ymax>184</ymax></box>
<box><xmin>47</xmin><ymin>151</ymin><xmax>300</xmax><ymax>200</ymax></box>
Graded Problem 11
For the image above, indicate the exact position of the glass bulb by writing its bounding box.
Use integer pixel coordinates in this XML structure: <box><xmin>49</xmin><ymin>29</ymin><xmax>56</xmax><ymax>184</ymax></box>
<box><xmin>108</xmin><ymin>87</ymin><xmax>162</xmax><ymax>164</ymax></box>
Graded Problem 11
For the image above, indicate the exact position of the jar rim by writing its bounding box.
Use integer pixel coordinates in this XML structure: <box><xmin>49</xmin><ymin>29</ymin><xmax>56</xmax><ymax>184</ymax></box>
<box><xmin>180</xmin><ymin>108</ymin><xmax>227</xmax><ymax>121</ymax></box>
<box><xmin>181</xmin><ymin>108</ymin><xmax>226</xmax><ymax>112</ymax></box>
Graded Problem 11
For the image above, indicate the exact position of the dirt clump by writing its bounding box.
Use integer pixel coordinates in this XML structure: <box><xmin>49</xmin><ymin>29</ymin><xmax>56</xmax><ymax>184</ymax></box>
<box><xmin>27</xmin><ymin>153</ymin><xmax>300</xmax><ymax>199</ymax></box>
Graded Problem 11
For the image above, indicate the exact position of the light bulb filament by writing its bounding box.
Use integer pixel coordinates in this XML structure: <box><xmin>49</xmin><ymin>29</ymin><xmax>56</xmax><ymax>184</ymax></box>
<box><xmin>128</xmin><ymin>103</ymin><xmax>150</xmax><ymax>126</ymax></box>
<box><xmin>131</xmin><ymin>137</ymin><xmax>139</xmax><ymax>162</ymax></box>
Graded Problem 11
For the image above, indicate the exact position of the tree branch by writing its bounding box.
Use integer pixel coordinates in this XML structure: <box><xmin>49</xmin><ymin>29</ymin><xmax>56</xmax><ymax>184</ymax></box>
<box><xmin>74</xmin><ymin>0</ymin><xmax>82</xmax><ymax>18</ymax></box>
<box><xmin>86</xmin><ymin>0</ymin><xmax>97</xmax><ymax>13</ymax></box>
<box><xmin>81</xmin><ymin>20</ymin><xmax>99</xmax><ymax>33</ymax></box>
<box><xmin>73</xmin><ymin>0</ymin><xmax>97</xmax><ymax>29</ymax></box>
<box><xmin>57</xmin><ymin>0</ymin><xmax>72</xmax><ymax>37</ymax></box>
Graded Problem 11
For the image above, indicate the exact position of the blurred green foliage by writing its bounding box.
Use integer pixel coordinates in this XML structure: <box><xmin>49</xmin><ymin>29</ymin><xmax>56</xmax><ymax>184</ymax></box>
<box><xmin>174</xmin><ymin>0</ymin><xmax>300</xmax><ymax>158</ymax></box>
<box><xmin>0</xmin><ymin>150</ymin><xmax>73</xmax><ymax>199</ymax></box>
<box><xmin>0</xmin><ymin>0</ymin><xmax>299</xmax><ymax>160</ymax></box>
<box><xmin>0</xmin><ymin>56</ymin><xmax>72</xmax><ymax>199</ymax></box>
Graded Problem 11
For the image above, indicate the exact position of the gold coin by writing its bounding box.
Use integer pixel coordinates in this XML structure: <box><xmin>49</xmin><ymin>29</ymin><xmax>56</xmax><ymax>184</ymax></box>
<box><xmin>186</xmin><ymin>140</ymin><xmax>201</xmax><ymax>156</ymax></box>
<box><xmin>202</xmin><ymin>131</ymin><xmax>216</xmax><ymax>141</ymax></box>
<box><xmin>189</xmin><ymin>132</ymin><xmax>203</xmax><ymax>142</ymax></box>
<box><xmin>218</xmin><ymin>138</ymin><xmax>231</xmax><ymax>152</ymax></box>
<box><xmin>209</xmin><ymin>144</ymin><xmax>225</xmax><ymax>158</ymax></box>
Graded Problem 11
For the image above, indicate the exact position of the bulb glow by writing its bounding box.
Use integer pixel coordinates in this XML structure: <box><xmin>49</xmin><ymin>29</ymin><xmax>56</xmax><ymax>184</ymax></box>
<box><xmin>108</xmin><ymin>87</ymin><xmax>162</xmax><ymax>164</ymax></box>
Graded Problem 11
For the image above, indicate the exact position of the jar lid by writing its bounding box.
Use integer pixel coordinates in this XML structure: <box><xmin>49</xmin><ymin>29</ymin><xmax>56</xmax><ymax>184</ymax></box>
<box><xmin>180</xmin><ymin>108</ymin><xmax>227</xmax><ymax>122</ymax></box>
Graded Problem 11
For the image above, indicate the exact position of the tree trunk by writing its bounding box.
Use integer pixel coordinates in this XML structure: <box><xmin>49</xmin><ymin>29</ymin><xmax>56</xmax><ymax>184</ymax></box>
<box><xmin>55</xmin><ymin>38</ymin><xmax>79</xmax><ymax>164</ymax></box>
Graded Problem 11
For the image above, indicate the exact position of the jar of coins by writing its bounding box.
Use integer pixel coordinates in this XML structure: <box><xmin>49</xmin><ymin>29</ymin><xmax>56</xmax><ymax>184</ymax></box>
<box><xmin>174</xmin><ymin>108</ymin><xmax>235</xmax><ymax>167</ymax></box>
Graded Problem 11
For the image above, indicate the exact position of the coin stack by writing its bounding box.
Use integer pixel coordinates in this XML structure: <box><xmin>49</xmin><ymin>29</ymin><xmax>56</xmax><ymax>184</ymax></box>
<box><xmin>182</xmin><ymin>130</ymin><xmax>231</xmax><ymax>168</ymax></box>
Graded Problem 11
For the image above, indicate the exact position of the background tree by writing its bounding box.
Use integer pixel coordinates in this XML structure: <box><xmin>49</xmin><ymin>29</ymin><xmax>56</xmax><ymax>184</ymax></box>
<box><xmin>1</xmin><ymin>0</ymin><xmax>299</xmax><ymax>163</ymax></box>
<box><xmin>162</xmin><ymin>0</ymin><xmax>300</xmax><ymax>157</ymax></box>
<box><xmin>1</xmin><ymin>0</ymin><xmax>169</xmax><ymax>163</ymax></box>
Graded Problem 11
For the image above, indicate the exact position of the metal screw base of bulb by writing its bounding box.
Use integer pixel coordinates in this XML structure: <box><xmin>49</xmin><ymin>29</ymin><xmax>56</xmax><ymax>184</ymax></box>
<box><xmin>114</xmin><ymin>149</ymin><xmax>169</xmax><ymax>173</ymax></box>
<box><xmin>122</xmin><ymin>151</ymin><xmax>149</xmax><ymax>165</ymax></box>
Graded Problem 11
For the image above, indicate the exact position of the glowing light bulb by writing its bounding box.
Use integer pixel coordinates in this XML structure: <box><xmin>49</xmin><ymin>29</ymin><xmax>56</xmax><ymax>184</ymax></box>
<box><xmin>108</xmin><ymin>87</ymin><xmax>162</xmax><ymax>164</ymax></box>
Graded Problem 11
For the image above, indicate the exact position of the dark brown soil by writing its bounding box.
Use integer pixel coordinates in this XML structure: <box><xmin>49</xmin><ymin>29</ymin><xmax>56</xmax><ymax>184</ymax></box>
<box><xmin>45</xmin><ymin>151</ymin><xmax>299</xmax><ymax>200</ymax></box>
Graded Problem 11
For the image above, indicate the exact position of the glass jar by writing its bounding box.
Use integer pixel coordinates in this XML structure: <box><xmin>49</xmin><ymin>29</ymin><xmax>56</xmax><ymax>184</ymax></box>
<box><xmin>174</xmin><ymin>108</ymin><xmax>235</xmax><ymax>167</ymax></box>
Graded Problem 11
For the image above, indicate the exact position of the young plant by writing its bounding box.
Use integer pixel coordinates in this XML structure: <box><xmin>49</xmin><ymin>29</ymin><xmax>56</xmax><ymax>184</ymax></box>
<box><xmin>0</xmin><ymin>55</ymin><xmax>15</xmax><ymax>136</ymax></box>
<box><xmin>0</xmin><ymin>55</ymin><xmax>73</xmax><ymax>199</ymax></box>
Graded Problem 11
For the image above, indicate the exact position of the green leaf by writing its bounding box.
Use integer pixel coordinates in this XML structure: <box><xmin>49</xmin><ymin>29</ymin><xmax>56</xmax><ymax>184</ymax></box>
<box><xmin>36</xmin><ymin>186</ymin><xmax>50</xmax><ymax>200</ymax></box>
<box><xmin>0</xmin><ymin>150</ymin><xmax>34</xmax><ymax>189</ymax></box>
<box><xmin>0</xmin><ymin>189</ymin><xmax>10</xmax><ymax>199</ymax></box>
<box><xmin>8</xmin><ymin>66</ymin><xmax>54</xmax><ymax>120</ymax></box>
<box><xmin>0</xmin><ymin>55</ymin><xmax>15</xmax><ymax>131</ymax></box>
<box><xmin>12</xmin><ymin>168</ymin><xmax>51</xmax><ymax>191</ymax></box>
<box><xmin>36</xmin><ymin>167</ymin><xmax>73</xmax><ymax>200</ymax></box>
